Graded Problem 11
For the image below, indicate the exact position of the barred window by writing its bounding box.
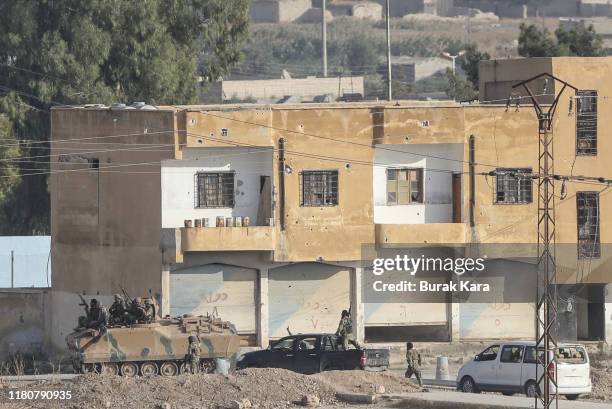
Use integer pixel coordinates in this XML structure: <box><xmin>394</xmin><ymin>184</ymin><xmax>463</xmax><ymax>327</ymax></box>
<box><xmin>576</xmin><ymin>90</ymin><xmax>597</xmax><ymax>156</ymax></box>
<box><xmin>386</xmin><ymin>168</ymin><xmax>423</xmax><ymax>205</ymax></box>
<box><xmin>195</xmin><ymin>172</ymin><xmax>235</xmax><ymax>208</ymax></box>
<box><xmin>577</xmin><ymin>192</ymin><xmax>600</xmax><ymax>259</ymax></box>
<box><xmin>496</xmin><ymin>168</ymin><xmax>532</xmax><ymax>204</ymax></box>
<box><xmin>300</xmin><ymin>170</ymin><xmax>338</xmax><ymax>206</ymax></box>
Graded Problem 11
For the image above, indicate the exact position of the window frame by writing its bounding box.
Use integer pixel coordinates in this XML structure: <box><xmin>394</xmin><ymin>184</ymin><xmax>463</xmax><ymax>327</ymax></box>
<box><xmin>194</xmin><ymin>171</ymin><xmax>236</xmax><ymax>209</ymax></box>
<box><xmin>386</xmin><ymin>167</ymin><xmax>424</xmax><ymax>205</ymax></box>
<box><xmin>577</xmin><ymin>191</ymin><xmax>600</xmax><ymax>259</ymax></box>
<box><xmin>494</xmin><ymin>168</ymin><xmax>533</xmax><ymax>205</ymax></box>
<box><xmin>576</xmin><ymin>90</ymin><xmax>597</xmax><ymax>156</ymax></box>
<box><xmin>299</xmin><ymin>169</ymin><xmax>339</xmax><ymax>207</ymax></box>
<box><xmin>500</xmin><ymin>345</ymin><xmax>524</xmax><ymax>364</ymax></box>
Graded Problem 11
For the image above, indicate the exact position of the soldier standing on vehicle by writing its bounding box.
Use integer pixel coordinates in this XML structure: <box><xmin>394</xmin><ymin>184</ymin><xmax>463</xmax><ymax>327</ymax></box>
<box><xmin>86</xmin><ymin>299</ymin><xmax>109</xmax><ymax>332</ymax></box>
<box><xmin>130</xmin><ymin>297</ymin><xmax>147</xmax><ymax>323</ymax></box>
<box><xmin>187</xmin><ymin>335</ymin><xmax>201</xmax><ymax>374</ymax></box>
<box><xmin>335</xmin><ymin>310</ymin><xmax>360</xmax><ymax>350</ymax></box>
<box><xmin>405</xmin><ymin>342</ymin><xmax>422</xmax><ymax>386</ymax></box>
<box><xmin>109</xmin><ymin>294</ymin><xmax>128</xmax><ymax>325</ymax></box>
<box><xmin>143</xmin><ymin>298</ymin><xmax>155</xmax><ymax>323</ymax></box>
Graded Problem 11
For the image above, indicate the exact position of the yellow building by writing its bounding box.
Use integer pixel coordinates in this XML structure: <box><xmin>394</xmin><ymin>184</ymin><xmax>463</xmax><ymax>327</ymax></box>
<box><xmin>49</xmin><ymin>57</ymin><xmax>612</xmax><ymax>351</ymax></box>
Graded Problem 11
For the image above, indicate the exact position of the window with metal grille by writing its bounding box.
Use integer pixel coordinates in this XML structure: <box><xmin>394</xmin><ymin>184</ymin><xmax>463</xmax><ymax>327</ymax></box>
<box><xmin>495</xmin><ymin>168</ymin><xmax>532</xmax><ymax>204</ymax></box>
<box><xmin>194</xmin><ymin>172</ymin><xmax>235</xmax><ymax>208</ymax></box>
<box><xmin>576</xmin><ymin>90</ymin><xmax>597</xmax><ymax>155</ymax></box>
<box><xmin>300</xmin><ymin>170</ymin><xmax>338</xmax><ymax>206</ymax></box>
<box><xmin>577</xmin><ymin>192</ymin><xmax>600</xmax><ymax>259</ymax></box>
<box><xmin>386</xmin><ymin>168</ymin><xmax>423</xmax><ymax>205</ymax></box>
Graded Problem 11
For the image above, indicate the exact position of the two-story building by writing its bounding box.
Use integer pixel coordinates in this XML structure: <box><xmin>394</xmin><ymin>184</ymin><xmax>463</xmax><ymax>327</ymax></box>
<box><xmin>49</xmin><ymin>57</ymin><xmax>612</xmax><ymax>352</ymax></box>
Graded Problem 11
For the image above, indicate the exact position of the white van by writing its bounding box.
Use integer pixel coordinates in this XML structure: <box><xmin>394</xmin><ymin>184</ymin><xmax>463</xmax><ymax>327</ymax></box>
<box><xmin>457</xmin><ymin>341</ymin><xmax>591</xmax><ymax>401</ymax></box>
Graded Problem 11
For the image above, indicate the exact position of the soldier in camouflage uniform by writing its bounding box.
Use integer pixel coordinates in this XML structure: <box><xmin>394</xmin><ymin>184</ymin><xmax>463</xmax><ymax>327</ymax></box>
<box><xmin>405</xmin><ymin>342</ymin><xmax>422</xmax><ymax>386</ymax></box>
<box><xmin>129</xmin><ymin>297</ymin><xmax>148</xmax><ymax>323</ymax></box>
<box><xmin>109</xmin><ymin>294</ymin><xmax>128</xmax><ymax>325</ymax></box>
<box><xmin>187</xmin><ymin>335</ymin><xmax>201</xmax><ymax>374</ymax></box>
<box><xmin>335</xmin><ymin>310</ymin><xmax>360</xmax><ymax>350</ymax></box>
<box><xmin>143</xmin><ymin>298</ymin><xmax>155</xmax><ymax>323</ymax></box>
<box><xmin>84</xmin><ymin>299</ymin><xmax>109</xmax><ymax>332</ymax></box>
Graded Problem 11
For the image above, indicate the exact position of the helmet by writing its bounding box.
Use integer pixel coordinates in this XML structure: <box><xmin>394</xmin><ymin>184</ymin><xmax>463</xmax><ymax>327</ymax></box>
<box><xmin>114</xmin><ymin>294</ymin><xmax>122</xmax><ymax>300</ymax></box>
<box><xmin>90</xmin><ymin>299</ymin><xmax>99</xmax><ymax>308</ymax></box>
<box><xmin>134</xmin><ymin>297</ymin><xmax>142</xmax><ymax>304</ymax></box>
<box><xmin>406</xmin><ymin>342</ymin><xmax>413</xmax><ymax>349</ymax></box>
<box><xmin>341</xmin><ymin>309</ymin><xmax>350</xmax><ymax>317</ymax></box>
<box><xmin>188</xmin><ymin>335</ymin><xmax>197</xmax><ymax>343</ymax></box>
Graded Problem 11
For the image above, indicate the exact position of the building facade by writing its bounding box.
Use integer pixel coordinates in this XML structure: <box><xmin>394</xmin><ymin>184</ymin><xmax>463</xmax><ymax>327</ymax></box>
<box><xmin>49</xmin><ymin>57</ymin><xmax>612</xmax><ymax>352</ymax></box>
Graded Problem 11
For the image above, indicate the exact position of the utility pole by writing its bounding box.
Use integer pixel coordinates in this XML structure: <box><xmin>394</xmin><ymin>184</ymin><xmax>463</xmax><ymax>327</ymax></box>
<box><xmin>510</xmin><ymin>73</ymin><xmax>577</xmax><ymax>409</ymax></box>
<box><xmin>385</xmin><ymin>0</ymin><xmax>392</xmax><ymax>101</ymax></box>
<box><xmin>10</xmin><ymin>250</ymin><xmax>14</xmax><ymax>288</ymax></box>
<box><xmin>322</xmin><ymin>0</ymin><xmax>327</xmax><ymax>78</ymax></box>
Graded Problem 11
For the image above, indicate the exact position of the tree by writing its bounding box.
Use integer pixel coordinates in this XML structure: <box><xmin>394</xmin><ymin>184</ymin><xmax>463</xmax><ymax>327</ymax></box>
<box><xmin>518</xmin><ymin>22</ymin><xmax>604</xmax><ymax>58</ymax></box>
<box><xmin>0</xmin><ymin>0</ymin><xmax>249</xmax><ymax>234</ymax></box>
<box><xmin>458</xmin><ymin>43</ymin><xmax>490</xmax><ymax>91</ymax></box>
<box><xmin>518</xmin><ymin>23</ymin><xmax>559</xmax><ymax>57</ymax></box>
<box><xmin>556</xmin><ymin>22</ymin><xmax>604</xmax><ymax>57</ymax></box>
<box><xmin>445</xmin><ymin>69</ymin><xmax>478</xmax><ymax>102</ymax></box>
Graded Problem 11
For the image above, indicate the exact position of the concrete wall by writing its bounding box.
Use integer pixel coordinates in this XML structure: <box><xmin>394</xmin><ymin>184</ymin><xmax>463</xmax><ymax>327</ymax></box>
<box><xmin>161</xmin><ymin>147</ymin><xmax>274</xmax><ymax>228</ymax></box>
<box><xmin>373</xmin><ymin>144</ymin><xmax>463</xmax><ymax>224</ymax></box>
<box><xmin>50</xmin><ymin>107</ymin><xmax>177</xmax><ymax>350</ymax></box>
<box><xmin>0</xmin><ymin>289</ymin><xmax>51</xmax><ymax>359</ymax></box>
<box><xmin>250</xmin><ymin>0</ymin><xmax>311</xmax><ymax>23</ymax></box>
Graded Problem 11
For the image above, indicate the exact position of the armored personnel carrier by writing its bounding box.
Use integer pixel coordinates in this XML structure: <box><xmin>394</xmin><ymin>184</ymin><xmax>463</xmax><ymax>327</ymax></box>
<box><xmin>66</xmin><ymin>315</ymin><xmax>240</xmax><ymax>376</ymax></box>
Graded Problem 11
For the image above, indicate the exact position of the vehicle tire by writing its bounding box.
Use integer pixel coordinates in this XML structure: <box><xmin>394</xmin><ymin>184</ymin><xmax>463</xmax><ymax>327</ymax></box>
<box><xmin>120</xmin><ymin>362</ymin><xmax>138</xmax><ymax>377</ymax></box>
<box><xmin>525</xmin><ymin>381</ymin><xmax>540</xmax><ymax>398</ymax></box>
<box><xmin>460</xmin><ymin>376</ymin><xmax>479</xmax><ymax>394</ymax></box>
<box><xmin>160</xmin><ymin>361</ymin><xmax>179</xmax><ymax>377</ymax></box>
<box><xmin>502</xmin><ymin>392</ymin><xmax>514</xmax><ymax>396</ymax></box>
<box><xmin>140</xmin><ymin>362</ymin><xmax>158</xmax><ymax>376</ymax></box>
<box><xmin>101</xmin><ymin>363</ymin><xmax>119</xmax><ymax>375</ymax></box>
<box><xmin>565</xmin><ymin>394</ymin><xmax>580</xmax><ymax>401</ymax></box>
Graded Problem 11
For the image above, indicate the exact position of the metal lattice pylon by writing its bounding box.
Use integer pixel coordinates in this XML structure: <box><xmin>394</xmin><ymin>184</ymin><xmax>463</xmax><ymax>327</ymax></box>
<box><xmin>510</xmin><ymin>74</ymin><xmax>577</xmax><ymax>409</ymax></box>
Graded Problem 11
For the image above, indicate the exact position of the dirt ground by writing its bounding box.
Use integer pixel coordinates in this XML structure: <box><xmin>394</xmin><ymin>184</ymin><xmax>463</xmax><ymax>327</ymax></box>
<box><xmin>0</xmin><ymin>368</ymin><xmax>420</xmax><ymax>409</ymax></box>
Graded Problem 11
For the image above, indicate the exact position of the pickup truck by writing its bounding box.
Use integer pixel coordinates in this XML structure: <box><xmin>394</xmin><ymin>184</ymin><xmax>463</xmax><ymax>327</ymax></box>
<box><xmin>236</xmin><ymin>333</ymin><xmax>389</xmax><ymax>374</ymax></box>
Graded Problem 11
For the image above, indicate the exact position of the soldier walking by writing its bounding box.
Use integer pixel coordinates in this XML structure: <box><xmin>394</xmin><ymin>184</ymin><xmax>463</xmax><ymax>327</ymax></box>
<box><xmin>405</xmin><ymin>342</ymin><xmax>423</xmax><ymax>386</ymax></box>
<box><xmin>187</xmin><ymin>335</ymin><xmax>201</xmax><ymax>374</ymax></box>
<box><xmin>335</xmin><ymin>310</ymin><xmax>360</xmax><ymax>350</ymax></box>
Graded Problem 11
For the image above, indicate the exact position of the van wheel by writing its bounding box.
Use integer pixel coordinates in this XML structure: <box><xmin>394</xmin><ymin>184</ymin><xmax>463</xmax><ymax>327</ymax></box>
<box><xmin>525</xmin><ymin>381</ymin><xmax>540</xmax><ymax>398</ymax></box>
<box><xmin>565</xmin><ymin>394</ymin><xmax>579</xmax><ymax>401</ymax></box>
<box><xmin>502</xmin><ymin>392</ymin><xmax>514</xmax><ymax>396</ymax></box>
<box><xmin>460</xmin><ymin>376</ymin><xmax>479</xmax><ymax>393</ymax></box>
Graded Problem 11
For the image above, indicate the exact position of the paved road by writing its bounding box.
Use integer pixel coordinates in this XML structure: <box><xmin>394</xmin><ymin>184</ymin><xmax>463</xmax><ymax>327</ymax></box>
<box><xmin>398</xmin><ymin>391</ymin><xmax>612</xmax><ymax>409</ymax></box>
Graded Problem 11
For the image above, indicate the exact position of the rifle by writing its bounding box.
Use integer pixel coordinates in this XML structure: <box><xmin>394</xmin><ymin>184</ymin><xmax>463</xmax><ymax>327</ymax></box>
<box><xmin>78</xmin><ymin>294</ymin><xmax>89</xmax><ymax>314</ymax></box>
<box><xmin>120</xmin><ymin>286</ymin><xmax>133</xmax><ymax>305</ymax></box>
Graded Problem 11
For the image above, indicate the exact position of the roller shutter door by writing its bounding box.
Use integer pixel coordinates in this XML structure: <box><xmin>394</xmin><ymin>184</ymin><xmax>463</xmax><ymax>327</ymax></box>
<box><xmin>269</xmin><ymin>263</ymin><xmax>351</xmax><ymax>339</ymax></box>
<box><xmin>170</xmin><ymin>263</ymin><xmax>257</xmax><ymax>334</ymax></box>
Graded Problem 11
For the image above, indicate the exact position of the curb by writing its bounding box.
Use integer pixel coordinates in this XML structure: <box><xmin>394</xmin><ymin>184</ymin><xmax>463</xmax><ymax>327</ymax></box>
<box><xmin>382</xmin><ymin>395</ymin><xmax>520</xmax><ymax>409</ymax></box>
<box><xmin>335</xmin><ymin>392</ymin><xmax>377</xmax><ymax>404</ymax></box>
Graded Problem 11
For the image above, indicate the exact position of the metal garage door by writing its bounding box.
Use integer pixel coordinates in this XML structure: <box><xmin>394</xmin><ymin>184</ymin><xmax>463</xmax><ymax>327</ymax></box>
<box><xmin>269</xmin><ymin>263</ymin><xmax>351</xmax><ymax>339</ymax></box>
<box><xmin>170</xmin><ymin>263</ymin><xmax>257</xmax><ymax>335</ymax></box>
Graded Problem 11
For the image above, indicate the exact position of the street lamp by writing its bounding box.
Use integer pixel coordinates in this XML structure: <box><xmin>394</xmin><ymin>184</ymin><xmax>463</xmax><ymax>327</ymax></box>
<box><xmin>441</xmin><ymin>51</ymin><xmax>466</xmax><ymax>76</ymax></box>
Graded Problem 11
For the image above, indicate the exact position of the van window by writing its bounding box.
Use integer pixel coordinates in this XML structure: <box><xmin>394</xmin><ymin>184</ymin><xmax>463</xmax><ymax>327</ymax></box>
<box><xmin>524</xmin><ymin>346</ymin><xmax>545</xmax><ymax>364</ymax></box>
<box><xmin>479</xmin><ymin>345</ymin><xmax>499</xmax><ymax>361</ymax></box>
<box><xmin>501</xmin><ymin>345</ymin><xmax>524</xmax><ymax>363</ymax></box>
<box><xmin>557</xmin><ymin>346</ymin><xmax>587</xmax><ymax>364</ymax></box>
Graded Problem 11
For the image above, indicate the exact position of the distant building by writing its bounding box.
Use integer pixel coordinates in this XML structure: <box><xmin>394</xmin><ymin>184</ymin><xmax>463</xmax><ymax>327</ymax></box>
<box><xmin>250</xmin><ymin>0</ymin><xmax>312</xmax><ymax>23</ymax></box>
<box><xmin>374</xmin><ymin>0</ymin><xmax>455</xmax><ymax>17</ymax></box>
<box><xmin>208</xmin><ymin>76</ymin><xmax>365</xmax><ymax>104</ymax></box>
<box><xmin>389</xmin><ymin>57</ymin><xmax>453</xmax><ymax>85</ymax></box>
<box><xmin>327</xmin><ymin>1</ymin><xmax>382</xmax><ymax>21</ymax></box>
<box><xmin>580</xmin><ymin>0</ymin><xmax>612</xmax><ymax>18</ymax></box>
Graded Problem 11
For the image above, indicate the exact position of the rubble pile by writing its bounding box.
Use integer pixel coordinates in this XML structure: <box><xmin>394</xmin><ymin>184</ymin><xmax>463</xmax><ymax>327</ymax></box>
<box><xmin>591</xmin><ymin>367</ymin><xmax>612</xmax><ymax>402</ymax></box>
<box><xmin>315</xmin><ymin>370</ymin><xmax>419</xmax><ymax>395</ymax></box>
<box><xmin>1</xmin><ymin>368</ymin><xmax>341</xmax><ymax>409</ymax></box>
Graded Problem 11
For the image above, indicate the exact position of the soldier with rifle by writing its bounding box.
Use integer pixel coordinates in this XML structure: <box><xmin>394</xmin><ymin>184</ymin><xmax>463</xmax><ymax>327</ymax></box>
<box><xmin>109</xmin><ymin>293</ymin><xmax>129</xmax><ymax>325</ymax></box>
<box><xmin>335</xmin><ymin>309</ymin><xmax>360</xmax><ymax>350</ymax></box>
<box><xmin>186</xmin><ymin>335</ymin><xmax>201</xmax><ymax>374</ymax></box>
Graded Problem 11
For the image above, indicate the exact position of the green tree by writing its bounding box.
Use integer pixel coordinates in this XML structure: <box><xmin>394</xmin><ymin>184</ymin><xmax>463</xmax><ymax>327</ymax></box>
<box><xmin>0</xmin><ymin>0</ymin><xmax>249</xmax><ymax>234</ymax></box>
<box><xmin>458</xmin><ymin>44</ymin><xmax>490</xmax><ymax>91</ymax></box>
<box><xmin>556</xmin><ymin>22</ymin><xmax>604</xmax><ymax>57</ymax></box>
<box><xmin>445</xmin><ymin>69</ymin><xmax>478</xmax><ymax>102</ymax></box>
<box><xmin>518</xmin><ymin>23</ymin><xmax>559</xmax><ymax>57</ymax></box>
<box><xmin>518</xmin><ymin>22</ymin><xmax>604</xmax><ymax>58</ymax></box>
